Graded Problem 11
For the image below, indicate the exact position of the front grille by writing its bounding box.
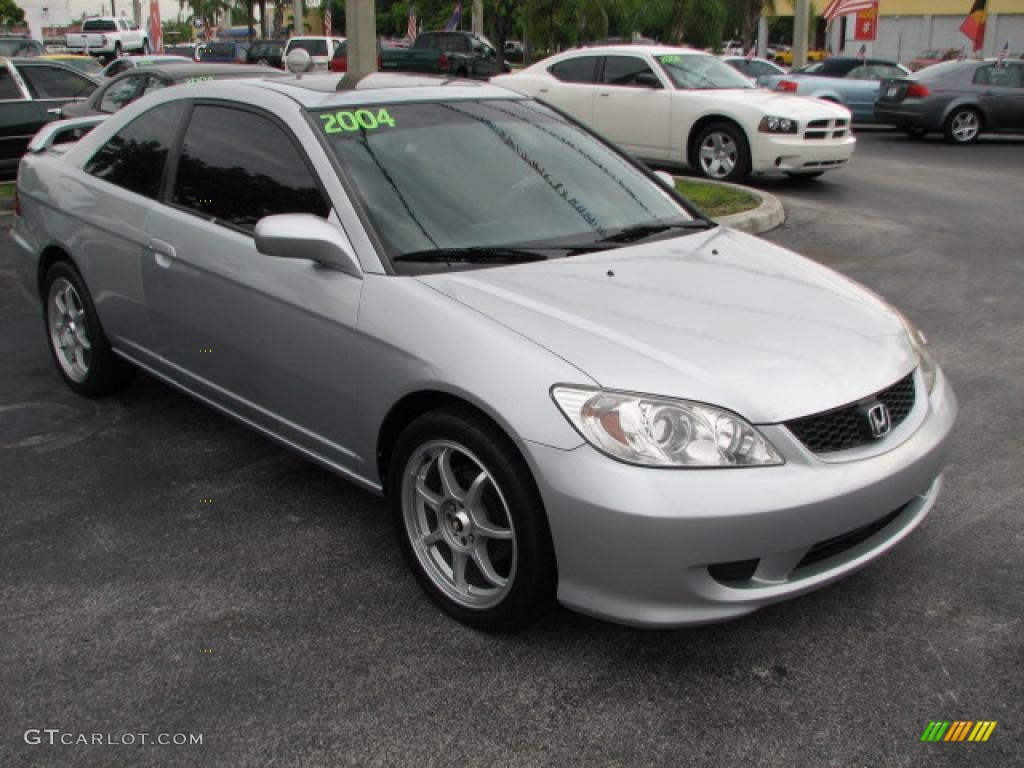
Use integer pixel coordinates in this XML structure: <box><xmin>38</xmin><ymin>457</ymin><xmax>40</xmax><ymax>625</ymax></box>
<box><xmin>803</xmin><ymin>118</ymin><xmax>850</xmax><ymax>140</ymax></box>
<box><xmin>794</xmin><ymin>504</ymin><xmax>909</xmax><ymax>571</ymax></box>
<box><xmin>785</xmin><ymin>373</ymin><xmax>917</xmax><ymax>453</ymax></box>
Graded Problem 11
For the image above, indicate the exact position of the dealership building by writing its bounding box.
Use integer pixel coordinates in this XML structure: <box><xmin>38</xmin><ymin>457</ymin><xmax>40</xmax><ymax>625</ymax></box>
<box><xmin>774</xmin><ymin>0</ymin><xmax>1024</xmax><ymax>62</ymax></box>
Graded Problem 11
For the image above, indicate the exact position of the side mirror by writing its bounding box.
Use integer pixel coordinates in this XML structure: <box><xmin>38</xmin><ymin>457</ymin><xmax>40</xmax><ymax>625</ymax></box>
<box><xmin>634</xmin><ymin>72</ymin><xmax>662</xmax><ymax>89</ymax></box>
<box><xmin>654</xmin><ymin>170</ymin><xmax>676</xmax><ymax>189</ymax></box>
<box><xmin>254</xmin><ymin>214</ymin><xmax>361</xmax><ymax>277</ymax></box>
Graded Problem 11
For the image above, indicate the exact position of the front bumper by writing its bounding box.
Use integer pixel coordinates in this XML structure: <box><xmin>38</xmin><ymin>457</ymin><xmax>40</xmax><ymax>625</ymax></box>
<box><xmin>522</xmin><ymin>369</ymin><xmax>956</xmax><ymax>627</ymax></box>
<box><xmin>751</xmin><ymin>133</ymin><xmax>856</xmax><ymax>174</ymax></box>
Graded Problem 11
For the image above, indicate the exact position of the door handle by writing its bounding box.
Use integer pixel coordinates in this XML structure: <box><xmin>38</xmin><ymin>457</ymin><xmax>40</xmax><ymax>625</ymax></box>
<box><xmin>537</xmin><ymin>87</ymin><xmax>548</xmax><ymax>93</ymax></box>
<box><xmin>148</xmin><ymin>238</ymin><xmax>176</xmax><ymax>268</ymax></box>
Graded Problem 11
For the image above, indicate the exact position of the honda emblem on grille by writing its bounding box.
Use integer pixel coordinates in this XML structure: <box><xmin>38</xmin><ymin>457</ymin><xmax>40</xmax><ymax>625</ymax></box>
<box><xmin>867</xmin><ymin>403</ymin><xmax>892</xmax><ymax>438</ymax></box>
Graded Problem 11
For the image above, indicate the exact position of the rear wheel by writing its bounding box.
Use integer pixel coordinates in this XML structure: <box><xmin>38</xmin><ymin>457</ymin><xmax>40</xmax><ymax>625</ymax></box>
<box><xmin>456</xmin><ymin>66</ymin><xmax>468</xmax><ymax>78</ymax></box>
<box><xmin>693</xmin><ymin>122</ymin><xmax>751</xmax><ymax>182</ymax></box>
<box><xmin>944</xmin><ymin>107</ymin><xmax>981</xmax><ymax>144</ymax></box>
<box><xmin>388</xmin><ymin>406</ymin><xmax>556</xmax><ymax>631</ymax></box>
<box><xmin>43</xmin><ymin>261</ymin><xmax>132</xmax><ymax>397</ymax></box>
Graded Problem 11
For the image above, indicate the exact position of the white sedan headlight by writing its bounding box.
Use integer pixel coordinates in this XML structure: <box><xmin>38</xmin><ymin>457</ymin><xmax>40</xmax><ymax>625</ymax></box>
<box><xmin>758</xmin><ymin>115</ymin><xmax>798</xmax><ymax>134</ymax></box>
<box><xmin>552</xmin><ymin>387</ymin><xmax>783</xmax><ymax>468</ymax></box>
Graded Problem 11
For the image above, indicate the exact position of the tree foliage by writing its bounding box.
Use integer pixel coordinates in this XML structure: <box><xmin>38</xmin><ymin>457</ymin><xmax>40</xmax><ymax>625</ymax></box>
<box><xmin>0</xmin><ymin>0</ymin><xmax>25</xmax><ymax>27</ymax></box>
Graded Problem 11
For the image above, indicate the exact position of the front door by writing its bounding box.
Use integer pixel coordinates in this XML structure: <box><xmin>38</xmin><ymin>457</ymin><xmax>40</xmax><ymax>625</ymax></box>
<box><xmin>592</xmin><ymin>55</ymin><xmax>672</xmax><ymax>160</ymax></box>
<box><xmin>141</xmin><ymin>102</ymin><xmax>364</xmax><ymax>471</ymax></box>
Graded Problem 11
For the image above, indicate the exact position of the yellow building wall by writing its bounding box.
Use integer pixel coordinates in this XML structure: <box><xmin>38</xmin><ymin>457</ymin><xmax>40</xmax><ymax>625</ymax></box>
<box><xmin>773</xmin><ymin>0</ymin><xmax>1024</xmax><ymax>15</ymax></box>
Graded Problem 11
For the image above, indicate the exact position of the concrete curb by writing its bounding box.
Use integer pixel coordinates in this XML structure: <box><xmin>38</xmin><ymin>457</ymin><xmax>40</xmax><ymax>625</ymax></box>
<box><xmin>674</xmin><ymin>176</ymin><xmax>785</xmax><ymax>236</ymax></box>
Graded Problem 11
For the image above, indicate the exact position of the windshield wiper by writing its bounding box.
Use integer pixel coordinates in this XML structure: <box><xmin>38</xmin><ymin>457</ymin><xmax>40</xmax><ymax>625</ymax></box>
<box><xmin>394</xmin><ymin>246</ymin><xmax>548</xmax><ymax>264</ymax></box>
<box><xmin>595</xmin><ymin>220</ymin><xmax>716</xmax><ymax>244</ymax></box>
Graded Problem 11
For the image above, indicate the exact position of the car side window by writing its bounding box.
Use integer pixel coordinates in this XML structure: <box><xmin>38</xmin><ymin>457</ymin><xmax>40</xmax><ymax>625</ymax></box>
<box><xmin>18</xmin><ymin>65</ymin><xmax>97</xmax><ymax>99</ymax></box>
<box><xmin>0</xmin><ymin>67</ymin><xmax>22</xmax><ymax>100</ymax></box>
<box><xmin>140</xmin><ymin>75</ymin><xmax>167</xmax><ymax>97</ymax></box>
<box><xmin>750</xmin><ymin>61</ymin><xmax>777</xmax><ymax>77</ymax></box>
<box><xmin>84</xmin><ymin>100</ymin><xmax>187</xmax><ymax>199</ymax></box>
<box><xmin>99</xmin><ymin>76</ymin><xmax>143</xmax><ymax>113</ymax></box>
<box><xmin>549</xmin><ymin>56</ymin><xmax>599</xmax><ymax>84</ymax></box>
<box><xmin>601</xmin><ymin>56</ymin><xmax>661</xmax><ymax>88</ymax></box>
<box><xmin>974</xmin><ymin>65</ymin><xmax>1020</xmax><ymax>87</ymax></box>
<box><xmin>106</xmin><ymin>59</ymin><xmax>131</xmax><ymax>77</ymax></box>
<box><xmin>171</xmin><ymin>105</ymin><xmax>330</xmax><ymax>233</ymax></box>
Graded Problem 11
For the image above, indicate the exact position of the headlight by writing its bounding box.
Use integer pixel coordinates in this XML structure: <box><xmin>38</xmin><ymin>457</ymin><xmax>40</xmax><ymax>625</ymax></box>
<box><xmin>551</xmin><ymin>387</ymin><xmax>783</xmax><ymax>468</ymax></box>
<box><xmin>758</xmin><ymin>115</ymin><xmax>798</xmax><ymax>134</ymax></box>
<box><xmin>901</xmin><ymin>316</ymin><xmax>937</xmax><ymax>393</ymax></box>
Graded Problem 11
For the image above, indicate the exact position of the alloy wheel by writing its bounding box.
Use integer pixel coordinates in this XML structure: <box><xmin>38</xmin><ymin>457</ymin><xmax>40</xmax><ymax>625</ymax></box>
<box><xmin>401</xmin><ymin>440</ymin><xmax>517</xmax><ymax>610</ymax></box>
<box><xmin>699</xmin><ymin>132</ymin><xmax>738</xmax><ymax>178</ymax></box>
<box><xmin>950</xmin><ymin>110</ymin><xmax>980</xmax><ymax>143</ymax></box>
<box><xmin>47</xmin><ymin>277</ymin><xmax>92</xmax><ymax>383</ymax></box>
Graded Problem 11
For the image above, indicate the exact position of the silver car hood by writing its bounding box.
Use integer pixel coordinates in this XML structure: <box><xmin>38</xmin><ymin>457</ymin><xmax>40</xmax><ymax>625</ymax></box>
<box><xmin>417</xmin><ymin>228</ymin><xmax>916</xmax><ymax>423</ymax></box>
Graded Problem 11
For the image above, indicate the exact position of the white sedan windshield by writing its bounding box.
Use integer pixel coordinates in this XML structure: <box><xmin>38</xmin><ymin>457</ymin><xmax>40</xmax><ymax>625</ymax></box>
<box><xmin>657</xmin><ymin>54</ymin><xmax>754</xmax><ymax>90</ymax></box>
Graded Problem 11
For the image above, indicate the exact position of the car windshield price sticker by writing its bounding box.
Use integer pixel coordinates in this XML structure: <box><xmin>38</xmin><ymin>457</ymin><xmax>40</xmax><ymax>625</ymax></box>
<box><xmin>320</xmin><ymin>108</ymin><xmax>397</xmax><ymax>134</ymax></box>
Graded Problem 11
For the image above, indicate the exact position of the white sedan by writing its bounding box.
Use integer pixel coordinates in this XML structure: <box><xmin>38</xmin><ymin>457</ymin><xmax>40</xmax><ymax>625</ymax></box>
<box><xmin>493</xmin><ymin>45</ymin><xmax>856</xmax><ymax>181</ymax></box>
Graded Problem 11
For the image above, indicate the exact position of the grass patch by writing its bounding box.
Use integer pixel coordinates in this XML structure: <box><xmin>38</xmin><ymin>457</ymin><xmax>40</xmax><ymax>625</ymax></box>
<box><xmin>0</xmin><ymin>183</ymin><xmax>14</xmax><ymax>200</ymax></box>
<box><xmin>674</xmin><ymin>178</ymin><xmax>758</xmax><ymax>218</ymax></box>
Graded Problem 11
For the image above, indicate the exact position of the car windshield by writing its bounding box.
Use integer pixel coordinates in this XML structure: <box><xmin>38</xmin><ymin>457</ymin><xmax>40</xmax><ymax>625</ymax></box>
<box><xmin>655</xmin><ymin>54</ymin><xmax>753</xmax><ymax>90</ymax></box>
<box><xmin>0</xmin><ymin>39</ymin><xmax>43</xmax><ymax>56</ymax></box>
<box><xmin>314</xmin><ymin>99</ymin><xmax>697</xmax><ymax>268</ymax></box>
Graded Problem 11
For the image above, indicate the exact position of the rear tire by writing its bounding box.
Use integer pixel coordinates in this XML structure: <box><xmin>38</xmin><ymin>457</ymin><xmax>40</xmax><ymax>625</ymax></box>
<box><xmin>456</xmin><ymin>67</ymin><xmax>468</xmax><ymax>78</ymax></box>
<box><xmin>388</xmin><ymin>406</ymin><xmax>556</xmax><ymax>631</ymax></box>
<box><xmin>944</xmin><ymin>107</ymin><xmax>981</xmax><ymax>144</ymax></box>
<box><xmin>42</xmin><ymin>261</ymin><xmax>132</xmax><ymax>398</ymax></box>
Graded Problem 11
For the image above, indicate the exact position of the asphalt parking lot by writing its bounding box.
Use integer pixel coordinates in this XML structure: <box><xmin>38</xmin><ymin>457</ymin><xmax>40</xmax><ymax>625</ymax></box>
<box><xmin>2</xmin><ymin>130</ymin><xmax>1022</xmax><ymax>767</ymax></box>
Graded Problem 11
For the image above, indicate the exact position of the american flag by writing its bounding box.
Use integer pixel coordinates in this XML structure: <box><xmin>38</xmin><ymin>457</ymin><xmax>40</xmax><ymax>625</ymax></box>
<box><xmin>407</xmin><ymin>5</ymin><xmax>417</xmax><ymax>41</ymax></box>
<box><xmin>443</xmin><ymin>2</ymin><xmax>462</xmax><ymax>33</ymax></box>
<box><xmin>822</xmin><ymin>0</ymin><xmax>877</xmax><ymax>23</ymax></box>
<box><xmin>324</xmin><ymin>6</ymin><xmax>332</xmax><ymax>35</ymax></box>
<box><xmin>996</xmin><ymin>40</ymin><xmax>1009</xmax><ymax>67</ymax></box>
<box><xmin>856</xmin><ymin>43</ymin><xmax>867</xmax><ymax>61</ymax></box>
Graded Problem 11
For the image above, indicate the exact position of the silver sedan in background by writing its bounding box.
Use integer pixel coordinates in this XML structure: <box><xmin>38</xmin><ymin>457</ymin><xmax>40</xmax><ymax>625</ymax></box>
<box><xmin>876</xmin><ymin>58</ymin><xmax>1024</xmax><ymax>142</ymax></box>
<box><xmin>13</xmin><ymin>74</ymin><xmax>956</xmax><ymax>630</ymax></box>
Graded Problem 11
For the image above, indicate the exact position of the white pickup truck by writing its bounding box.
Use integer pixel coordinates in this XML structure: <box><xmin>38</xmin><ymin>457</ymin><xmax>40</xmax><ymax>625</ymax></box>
<box><xmin>65</xmin><ymin>17</ymin><xmax>149</xmax><ymax>58</ymax></box>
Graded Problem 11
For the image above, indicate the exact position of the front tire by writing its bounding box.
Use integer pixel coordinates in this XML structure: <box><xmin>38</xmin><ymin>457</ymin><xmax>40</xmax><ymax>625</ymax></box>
<box><xmin>43</xmin><ymin>261</ymin><xmax>132</xmax><ymax>397</ymax></box>
<box><xmin>944</xmin><ymin>107</ymin><xmax>981</xmax><ymax>144</ymax></box>
<box><xmin>113</xmin><ymin>42</ymin><xmax>122</xmax><ymax>59</ymax></box>
<box><xmin>388</xmin><ymin>406</ymin><xmax>556</xmax><ymax>631</ymax></box>
<box><xmin>693</xmin><ymin>122</ymin><xmax>751</xmax><ymax>182</ymax></box>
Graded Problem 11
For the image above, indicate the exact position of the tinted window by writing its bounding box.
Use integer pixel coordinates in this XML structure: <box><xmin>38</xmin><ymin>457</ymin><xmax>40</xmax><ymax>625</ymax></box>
<box><xmin>602</xmin><ymin>56</ymin><xmax>660</xmax><ymax>87</ymax></box>
<box><xmin>0</xmin><ymin>67</ymin><xmax>22</xmax><ymax>100</ymax></box>
<box><xmin>105</xmin><ymin>59</ymin><xmax>134</xmax><ymax>77</ymax></box>
<box><xmin>83</xmin><ymin>20</ymin><xmax>117</xmax><ymax>32</ymax></box>
<box><xmin>549</xmin><ymin>56</ymin><xmax>599</xmax><ymax>84</ymax></box>
<box><xmin>18</xmin><ymin>65</ymin><xmax>96</xmax><ymax>99</ymax></box>
<box><xmin>974</xmin><ymin>64</ymin><xmax>1021</xmax><ymax>87</ymax></box>
<box><xmin>748</xmin><ymin>60</ymin><xmax>779</xmax><ymax>77</ymax></box>
<box><xmin>0</xmin><ymin>39</ymin><xmax>44</xmax><ymax>56</ymax></box>
<box><xmin>437</xmin><ymin>33</ymin><xmax>470</xmax><ymax>53</ymax></box>
<box><xmin>99</xmin><ymin>75</ymin><xmax>143</xmax><ymax>113</ymax></box>
<box><xmin>140</xmin><ymin>75</ymin><xmax>167</xmax><ymax>97</ymax></box>
<box><xmin>172</xmin><ymin>105</ymin><xmax>329</xmax><ymax>232</ymax></box>
<box><xmin>289</xmin><ymin>39</ymin><xmax>327</xmax><ymax>56</ymax></box>
<box><xmin>85</xmin><ymin>100</ymin><xmax>186</xmax><ymax>199</ymax></box>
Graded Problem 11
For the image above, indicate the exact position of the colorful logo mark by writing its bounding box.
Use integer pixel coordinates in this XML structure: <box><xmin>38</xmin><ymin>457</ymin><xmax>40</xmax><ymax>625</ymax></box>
<box><xmin>921</xmin><ymin>721</ymin><xmax>997</xmax><ymax>742</ymax></box>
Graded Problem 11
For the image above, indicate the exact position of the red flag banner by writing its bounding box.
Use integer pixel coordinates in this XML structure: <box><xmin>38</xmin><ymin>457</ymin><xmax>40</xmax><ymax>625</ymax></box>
<box><xmin>854</xmin><ymin>2</ymin><xmax>879</xmax><ymax>41</ymax></box>
<box><xmin>959</xmin><ymin>0</ymin><xmax>988</xmax><ymax>52</ymax></box>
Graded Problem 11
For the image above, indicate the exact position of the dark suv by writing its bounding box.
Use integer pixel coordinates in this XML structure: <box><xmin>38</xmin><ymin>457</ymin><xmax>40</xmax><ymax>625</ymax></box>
<box><xmin>246</xmin><ymin>39</ymin><xmax>286</xmax><ymax>68</ymax></box>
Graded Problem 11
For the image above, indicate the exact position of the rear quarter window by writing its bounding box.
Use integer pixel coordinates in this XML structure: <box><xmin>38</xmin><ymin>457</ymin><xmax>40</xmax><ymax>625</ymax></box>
<box><xmin>548</xmin><ymin>56</ymin><xmax>599</xmax><ymax>84</ymax></box>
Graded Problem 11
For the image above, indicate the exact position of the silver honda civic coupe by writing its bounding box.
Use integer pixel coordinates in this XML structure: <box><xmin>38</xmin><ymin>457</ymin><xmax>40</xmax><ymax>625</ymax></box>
<box><xmin>12</xmin><ymin>73</ymin><xmax>956</xmax><ymax>630</ymax></box>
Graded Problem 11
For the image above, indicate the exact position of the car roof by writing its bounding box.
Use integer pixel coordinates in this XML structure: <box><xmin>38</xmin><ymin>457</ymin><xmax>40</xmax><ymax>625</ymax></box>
<box><xmin>558</xmin><ymin>44</ymin><xmax>704</xmax><ymax>58</ymax></box>
<box><xmin>166</xmin><ymin>71</ymin><xmax>522</xmax><ymax>108</ymax></box>
<box><xmin>114</xmin><ymin>63</ymin><xmax>287</xmax><ymax>82</ymax></box>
